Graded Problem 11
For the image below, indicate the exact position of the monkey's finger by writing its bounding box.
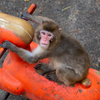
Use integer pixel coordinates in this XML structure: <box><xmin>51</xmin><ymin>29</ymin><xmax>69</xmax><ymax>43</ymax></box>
<box><xmin>41</xmin><ymin>70</ymin><xmax>51</xmax><ymax>76</ymax></box>
<box><xmin>34</xmin><ymin>63</ymin><xmax>42</xmax><ymax>69</ymax></box>
<box><xmin>46</xmin><ymin>74</ymin><xmax>53</xmax><ymax>81</ymax></box>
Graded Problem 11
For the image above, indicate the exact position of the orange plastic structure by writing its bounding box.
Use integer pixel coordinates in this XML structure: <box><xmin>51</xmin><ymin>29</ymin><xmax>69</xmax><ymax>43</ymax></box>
<box><xmin>1</xmin><ymin>42</ymin><xmax>100</xmax><ymax>100</ymax></box>
<box><xmin>0</xmin><ymin>4</ymin><xmax>100</xmax><ymax>100</ymax></box>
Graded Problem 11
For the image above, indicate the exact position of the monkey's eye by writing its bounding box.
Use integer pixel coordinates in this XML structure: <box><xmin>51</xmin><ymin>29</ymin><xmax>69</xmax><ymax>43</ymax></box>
<box><xmin>42</xmin><ymin>32</ymin><xmax>45</xmax><ymax>35</ymax></box>
<box><xmin>48</xmin><ymin>34</ymin><xmax>52</xmax><ymax>37</ymax></box>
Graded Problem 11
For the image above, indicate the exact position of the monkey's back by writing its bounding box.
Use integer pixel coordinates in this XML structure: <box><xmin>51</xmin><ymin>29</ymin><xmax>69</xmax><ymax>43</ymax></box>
<box><xmin>51</xmin><ymin>33</ymin><xmax>90</xmax><ymax>78</ymax></box>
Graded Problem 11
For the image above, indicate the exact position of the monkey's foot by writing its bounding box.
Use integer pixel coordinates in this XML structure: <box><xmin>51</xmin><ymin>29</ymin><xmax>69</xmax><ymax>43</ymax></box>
<box><xmin>34</xmin><ymin>63</ymin><xmax>55</xmax><ymax>75</ymax></box>
<box><xmin>46</xmin><ymin>71</ymin><xmax>57</xmax><ymax>80</ymax></box>
<box><xmin>34</xmin><ymin>63</ymin><xmax>44</xmax><ymax>70</ymax></box>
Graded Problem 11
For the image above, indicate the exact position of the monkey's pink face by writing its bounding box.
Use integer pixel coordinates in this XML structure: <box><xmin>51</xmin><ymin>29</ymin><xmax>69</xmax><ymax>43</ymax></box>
<box><xmin>40</xmin><ymin>30</ymin><xmax>53</xmax><ymax>48</ymax></box>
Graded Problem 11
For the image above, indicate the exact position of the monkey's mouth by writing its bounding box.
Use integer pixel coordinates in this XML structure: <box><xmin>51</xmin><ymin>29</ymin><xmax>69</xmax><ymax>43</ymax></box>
<box><xmin>42</xmin><ymin>43</ymin><xmax>48</xmax><ymax>46</ymax></box>
<box><xmin>41</xmin><ymin>43</ymin><xmax>48</xmax><ymax>47</ymax></box>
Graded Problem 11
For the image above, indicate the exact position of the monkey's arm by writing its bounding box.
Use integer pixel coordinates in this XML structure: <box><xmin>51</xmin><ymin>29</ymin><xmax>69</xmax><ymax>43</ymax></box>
<box><xmin>21</xmin><ymin>12</ymin><xmax>55</xmax><ymax>24</ymax></box>
<box><xmin>1</xmin><ymin>41</ymin><xmax>45</xmax><ymax>63</ymax></box>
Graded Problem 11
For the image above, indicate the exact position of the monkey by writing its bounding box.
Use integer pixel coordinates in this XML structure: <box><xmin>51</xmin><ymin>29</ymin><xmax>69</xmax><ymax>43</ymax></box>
<box><xmin>1</xmin><ymin>13</ymin><xmax>90</xmax><ymax>86</ymax></box>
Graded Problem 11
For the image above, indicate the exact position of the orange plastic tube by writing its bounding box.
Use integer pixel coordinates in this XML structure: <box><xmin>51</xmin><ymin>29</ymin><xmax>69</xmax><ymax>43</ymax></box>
<box><xmin>0</xmin><ymin>68</ymin><xmax>24</xmax><ymax>95</ymax></box>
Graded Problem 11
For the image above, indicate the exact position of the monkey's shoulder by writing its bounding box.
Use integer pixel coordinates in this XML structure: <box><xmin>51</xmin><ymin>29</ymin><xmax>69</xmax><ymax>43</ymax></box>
<box><xmin>52</xmin><ymin>34</ymin><xmax>86</xmax><ymax>56</ymax></box>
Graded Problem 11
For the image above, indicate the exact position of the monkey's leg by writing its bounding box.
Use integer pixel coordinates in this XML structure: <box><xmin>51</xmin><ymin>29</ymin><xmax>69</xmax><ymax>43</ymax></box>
<box><xmin>56</xmin><ymin>67</ymin><xmax>81</xmax><ymax>86</ymax></box>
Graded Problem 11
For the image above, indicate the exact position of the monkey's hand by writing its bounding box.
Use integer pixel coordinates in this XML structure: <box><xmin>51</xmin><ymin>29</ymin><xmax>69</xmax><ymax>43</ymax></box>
<box><xmin>35</xmin><ymin>63</ymin><xmax>55</xmax><ymax>75</ymax></box>
<box><xmin>21</xmin><ymin>12</ymin><xmax>31</xmax><ymax>20</ymax></box>
<box><xmin>34</xmin><ymin>63</ymin><xmax>46</xmax><ymax>71</ymax></box>
<box><xmin>1</xmin><ymin>40</ymin><xmax>16</xmax><ymax>52</ymax></box>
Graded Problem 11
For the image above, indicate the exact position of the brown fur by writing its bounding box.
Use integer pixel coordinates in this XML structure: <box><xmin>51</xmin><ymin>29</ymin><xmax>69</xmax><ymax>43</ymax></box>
<box><xmin>1</xmin><ymin>18</ymin><xmax>90</xmax><ymax>86</ymax></box>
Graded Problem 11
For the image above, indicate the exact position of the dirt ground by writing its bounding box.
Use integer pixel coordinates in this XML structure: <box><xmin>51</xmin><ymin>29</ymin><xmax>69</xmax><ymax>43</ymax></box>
<box><xmin>0</xmin><ymin>0</ymin><xmax>100</xmax><ymax>100</ymax></box>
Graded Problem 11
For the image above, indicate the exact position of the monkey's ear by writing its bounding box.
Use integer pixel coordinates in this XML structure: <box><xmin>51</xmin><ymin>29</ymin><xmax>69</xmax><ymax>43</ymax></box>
<box><xmin>42</xmin><ymin>20</ymin><xmax>49</xmax><ymax>24</ymax></box>
<box><xmin>59</xmin><ymin>28</ymin><xmax>62</xmax><ymax>34</ymax></box>
<box><xmin>42</xmin><ymin>20</ymin><xmax>45</xmax><ymax>24</ymax></box>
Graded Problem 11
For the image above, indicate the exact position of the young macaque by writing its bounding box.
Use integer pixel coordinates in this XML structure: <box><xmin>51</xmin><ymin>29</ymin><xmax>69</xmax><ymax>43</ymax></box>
<box><xmin>1</xmin><ymin>13</ymin><xmax>90</xmax><ymax>86</ymax></box>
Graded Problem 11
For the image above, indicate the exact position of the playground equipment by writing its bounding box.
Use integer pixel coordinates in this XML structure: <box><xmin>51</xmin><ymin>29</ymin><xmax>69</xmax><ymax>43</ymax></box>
<box><xmin>0</xmin><ymin>4</ymin><xmax>100</xmax><ymax>100</ymax></box>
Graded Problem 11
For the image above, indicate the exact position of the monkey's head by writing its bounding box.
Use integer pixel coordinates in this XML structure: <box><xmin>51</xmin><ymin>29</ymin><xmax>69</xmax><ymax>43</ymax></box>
<box><xmin>35</xmin><ymin>21</ymin><xmax>61</xmax><ymax>49</ymax></box>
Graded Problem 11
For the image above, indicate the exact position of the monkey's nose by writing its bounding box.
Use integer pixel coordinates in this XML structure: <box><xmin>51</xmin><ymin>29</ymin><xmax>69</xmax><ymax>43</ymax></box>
<box><xmin>43</xmin><ymin>36</ymin><xmax>48</xmax><ymax>41</ymax></box>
